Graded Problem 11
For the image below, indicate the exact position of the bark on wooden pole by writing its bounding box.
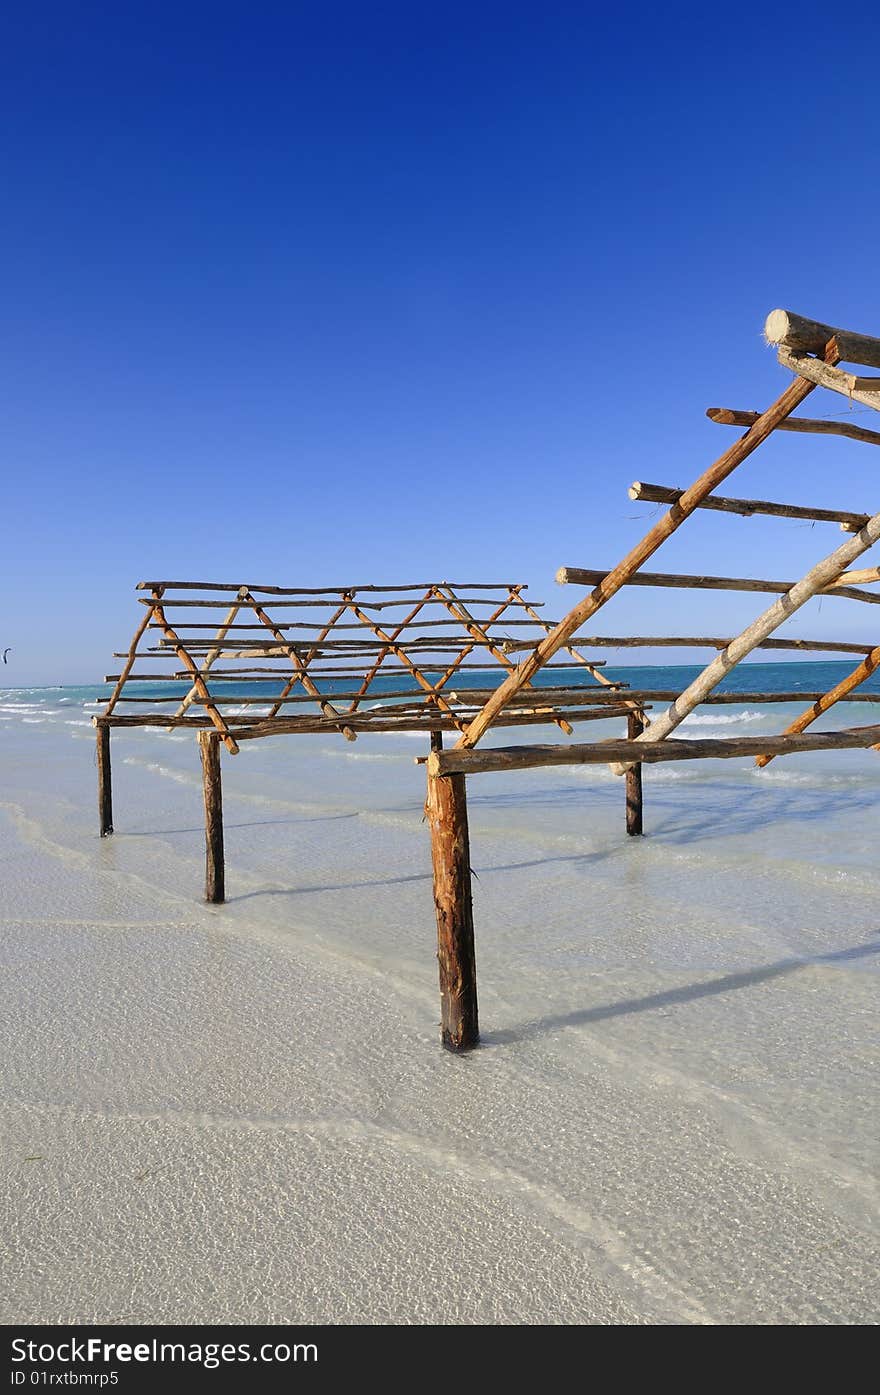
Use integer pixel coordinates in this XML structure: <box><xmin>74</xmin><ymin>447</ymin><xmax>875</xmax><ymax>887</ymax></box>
<box><xmin>765</xmin><ymin>309</ymin><xmax>880</xmax><ymax>369</ymax></box>
<box><xmin>96</xmin><ymin>722</ymin><xmax>113</xmax><ymax>836</ymax></box>
<box><xmin>625</xmin><ymin>710</ymin><xmax>644</xmax><ymax>836</ymax></box>
<box><xmin>429</xmin><ymin>724</ymin><xmax>880</xmax><ymax>777</ymax></box>
<box><xmin>557</xmin><ymin>566</ymin><xmax>880</xmax><ymax>607</ymax></box>
<box><xmin>706</xmin><ymin>406</ymin><xmax>880</xmax><ymax>447</ymax></box>
<box><xmin>198</xmin><ymin>729</ymin><xmax>225</xmax><ymax>904</ymax></box>
<box><xmin>628</xmin><ymin>480</ymin><xmax>870</xmax><ymax>532</ymax></box>
<box><xmin>425</xmin><ymin>769</ymin><xmax>478</xmax><ymax>1051</ymax></box>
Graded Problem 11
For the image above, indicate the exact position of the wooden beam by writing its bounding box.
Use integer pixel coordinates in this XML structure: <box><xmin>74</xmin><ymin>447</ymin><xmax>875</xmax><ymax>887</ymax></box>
<box><xmin>142</xmin><ymin>612</ymin><xmax>555</xmax><ymax>630</ymax></box>
<box><xmin>137</xmin><ymin>580</ymin><xmax>526</xmax><ymax>595</ymax></box>
<box><xmin>426</xmin><ymin>770</ymin><xmax>479</xmax><ymax>1051</ymax></box>
<box><xmin>557</xmin><ymin>566</ymin><xmax>880</xmax><ymax>606</ymax></box>
<box><xmin>765</xmin><ymin>309</ymin><xmax>880</xmax><ymax>369</ymax></box>
<box><xmin>430</xmin><ymin>724</ymin><xmax>880</xmax><ymax>777</ymax></box>
<box><xmin>198</xmin><ymin>730</ymin><xmax>225</xmax><ymax>904</ymax></box>
<box><xmin>133</xmin><ymin>596</ymin><xmax>544</xmax><ymax>610</ymax></box>
<box><xmin>231</xmin><ymin>705</ymin><xmax>637</xmax><ymax>740</ymax></box>
<box><xmin>96</xmin><ymin>723</ymin><xmax>113</xmax><ymax>836</ymax></box>
<box><xmin>454</xmin><ymin>687</ymin><xmax>880</xmax><ymax>706</ymax></box>
<box><xmin>778</xmin><ymin>348</ymin><xmax>880</xmax><ymax>413</ymax></box>
<box><xmin>503</xmin><ymin>635</ymin><xmax>875</xmax><ymax>655</ymax></box>
<box><xmin>755</xmin><ymin>646</ymin><xmax>880</xmax><ymax>769</ymax></box>
<box><xmin>94</xmin><ymin>704</ymin><xmax>636</xmax><ymax>736</ymax></box>
<box><xmin>609</xmin><ymin>510</ymin><xmax>880</xmax><ymax>773</ymax></box>
<box><xmin>628</xmin><ymin>481</ymin><xmax>869</xmax><ymax>532</ymax></box>
<box><xmin>707</xmin><ymin>407</ymin><xmax>880</xmax><ymax>447</ymax></box>
<box><xmin>455</xmin><ymin>355</ymin><xmax>832</xmax><ymax>749</ymax></box>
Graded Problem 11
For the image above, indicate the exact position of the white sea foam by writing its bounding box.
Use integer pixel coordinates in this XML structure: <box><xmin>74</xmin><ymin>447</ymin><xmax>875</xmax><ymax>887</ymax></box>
<box><xmin>680</xmin><ymin>709</ymin><xmax>766</xmax><ymax>727</ymax></box>
<box><xmin>121</xmin><ymin>757</ymin><xmax>197</xmax><ymax>786</ymax></box>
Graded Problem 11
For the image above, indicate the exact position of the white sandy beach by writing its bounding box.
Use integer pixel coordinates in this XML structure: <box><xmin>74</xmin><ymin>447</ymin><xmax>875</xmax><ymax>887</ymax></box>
<box><xmin>1</xmin><ymin>691</ymin><xmax>878</xmax><ymax>1324</ymax></box>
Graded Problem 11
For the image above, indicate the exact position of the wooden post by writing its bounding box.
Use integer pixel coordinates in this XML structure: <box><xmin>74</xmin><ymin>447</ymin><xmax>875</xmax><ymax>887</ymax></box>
<box><xmin>96</xmin><ymin>723</ymin><xmax>113</xmax><ymax>836</ymax></box>
<box><xmin>625</xmin><ymin>710</ymin><xmax>644</xmax><ymax>836</ymax></box>
<box><xmin>430</xmin><ymin>729</ymin><xmax>444</xmax><ymax>752</ymax></box>
<box><xmin>198</xmin><ymin>729</ymin><xmax>225</xmax><ymax>904</ymax></box>
<box><xmin>425</xmin><ymin>768</ymin><xmax>478</xmax><ymax>1051</ymax></box>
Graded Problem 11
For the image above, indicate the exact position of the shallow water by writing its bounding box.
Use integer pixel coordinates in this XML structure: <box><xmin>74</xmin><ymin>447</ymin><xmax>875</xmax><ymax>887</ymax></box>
<box><xmin>0</xmin><ymin>673</ymin><xmax>878</xmax><ymax>1323</ymax></box>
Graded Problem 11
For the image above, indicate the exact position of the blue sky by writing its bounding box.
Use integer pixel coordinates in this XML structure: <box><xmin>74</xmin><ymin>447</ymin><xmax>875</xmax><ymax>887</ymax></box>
<box><xmin>3</xmin><ymin>2</ymin><xmax>880</xmax><ymax>683</ymax></box>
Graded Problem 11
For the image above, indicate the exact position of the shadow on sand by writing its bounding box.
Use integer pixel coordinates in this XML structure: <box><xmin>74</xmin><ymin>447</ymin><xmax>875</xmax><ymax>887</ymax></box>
<box><xmin>481</xmin><ymin>937</ymin><xmax>880</xmax><ymax>1046</ymax></box>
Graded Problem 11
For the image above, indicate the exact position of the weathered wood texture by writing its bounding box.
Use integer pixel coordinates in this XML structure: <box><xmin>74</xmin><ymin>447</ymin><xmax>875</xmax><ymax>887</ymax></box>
<box><xmin>198</xmin><ymin>730</ymin><xmax>225</xmax><ymax>904</ymax></box>
<box><xmin>628</xmin><ymin>481</ymin><xmax>869</xmax><ymax>532</ymax></box>
<box><xmin>778</xmin><ymin>347</ymin><xmax>880</xmax><ymax>413</ymax></box>
<box><xmin>765</xmin><ymin>309</ymin><xmax>880</xmax><ymax>369</ymax></box>
<box><xmin>455</xmin><ymin>360</ymin><xmax>831</xmax><ymax>749</ymax></box>
<box><xmin>609</xmin><ymin>511</ymin><xmax>880</xmax><ymax>773</ymax></box>
<box><xmin>96</xmin><ymin>723</ymin><xmax>113</xmax><ymax>836</ymax></box>
<box><xmin>707</xmin><ymin>407</ymin><xmax>880</xmax><ymax>448</ymax></box>
<box><xmin>93</xmin><ymin>703</ymin><xmax>636</xmax><ymax>735</ymax></box>
<box><xmin>755</xmin><ymin>646</ymin><xmax>880</xmax><ymax>769</ymax></box>
<box><xmin>557</xmin><ymin>566</ymin><xmax>880</xmax><ymax>606</ymax></box>
<box><xmin>430</xmin><ymin>725</ymin><xmax>880</xmax><ymax>777</ymax></box>
<box><xmin>452</xmin><ymin>687</ymin><xmax>880</xmax><ymax>706</ymax></box>
<box><xmin>551</xmin><ymin>635</ymin><xmax>875</xmax><ymax>655</ymax></box>
<box><xmin>137</xmin><ymin>580</ymin><xmax>525</xmax><ymax>595</ymax></box>
<box><xmin>625</xmin><ymin>710</ymin><xmax>644</xmax><ymax>836</ymax></box>
<box><xmin>425</xmin><ymin>771</ymin><xmax>479</xmax><ymax>1051</ymax></box>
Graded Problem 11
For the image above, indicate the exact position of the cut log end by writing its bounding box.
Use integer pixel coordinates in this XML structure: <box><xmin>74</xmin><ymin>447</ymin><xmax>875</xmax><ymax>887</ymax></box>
<box><xmin>764</xmin><ymin>308</ymin><xmax>793</xmax><ymax>347</ymax></box>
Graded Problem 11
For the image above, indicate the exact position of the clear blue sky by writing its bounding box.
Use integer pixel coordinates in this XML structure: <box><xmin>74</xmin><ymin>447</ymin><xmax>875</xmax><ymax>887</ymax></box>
<box><xmin>3</xmin><ymin>2</ymin><xmax>879</xmax><ymax>683</ymax></box>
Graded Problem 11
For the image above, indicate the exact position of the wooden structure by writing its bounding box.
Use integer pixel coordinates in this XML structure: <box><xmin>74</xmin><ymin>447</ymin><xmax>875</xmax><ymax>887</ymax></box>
<box><xmin>95</xmin><ymin>309</ymin><xmax>880</xmax><ymax>1052</ymax></box>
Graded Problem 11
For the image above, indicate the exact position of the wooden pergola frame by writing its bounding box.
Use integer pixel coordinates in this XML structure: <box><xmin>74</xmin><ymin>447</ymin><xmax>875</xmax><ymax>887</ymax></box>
<box><xmin>95</xmin><ymin>308</ymin><xmax>880</xmax><ymax>1052</ymax></box>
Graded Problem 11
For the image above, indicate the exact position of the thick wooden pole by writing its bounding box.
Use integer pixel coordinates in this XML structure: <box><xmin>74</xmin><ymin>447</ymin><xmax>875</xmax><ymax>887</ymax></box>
<box><xmin>96</xmin><ymin>723</ymin><xmax>113</xmax><ymax>836</ymax></box>
<box><xmin>429</xmin><ymin>724</ymin><xmax>880</xmax><ymax>777</ymax></box>
<box><xmin>426</xmin><ymin>769</ymin><xmax>478</xmax><ymax>1051</ymax></box>
<box><xmin>625</xmin><ymin>710</ymin><xmax>644</xmax><ymax>836</ymax></box>
<box><xmin>198</xmin><ymin>730</ymin><xmax>225</xmax><ymax>904</ymax></box>
<box><xmin>456</xmin><ymin>357</ymin><xmax>830</xmax><ymax>750</ymax></box>
<box><xmin>765</xmin><ymin>309</ymin><xmax>880</xmax><ymax>369</ymax></box>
